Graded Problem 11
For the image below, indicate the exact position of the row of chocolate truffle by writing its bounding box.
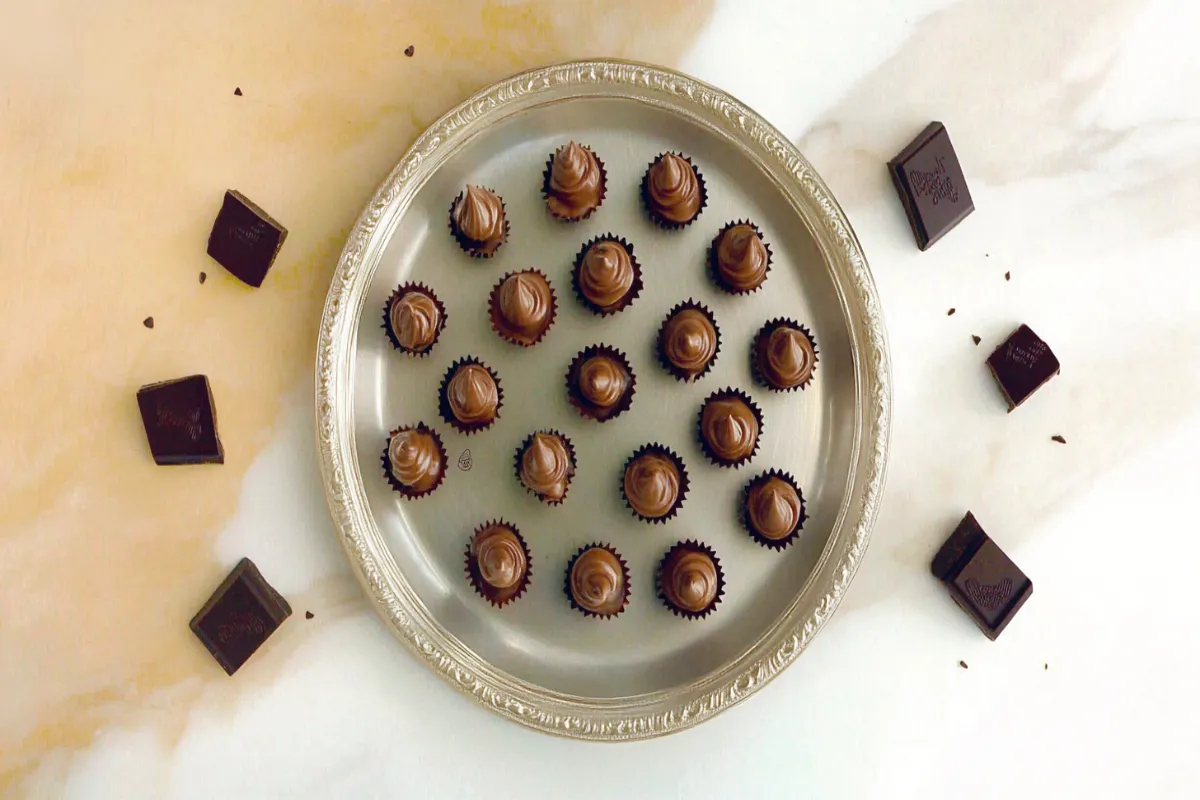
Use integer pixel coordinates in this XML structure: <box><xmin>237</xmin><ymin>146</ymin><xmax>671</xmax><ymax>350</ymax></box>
<box><xmin>465</xmin><ymin>521</ymin><xmax>723</xmax><ymax>619</ymax></box>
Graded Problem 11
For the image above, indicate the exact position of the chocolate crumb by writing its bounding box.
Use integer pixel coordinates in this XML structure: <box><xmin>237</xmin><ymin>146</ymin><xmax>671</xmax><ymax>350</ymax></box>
<box><xmin>947</xmin><ymin>308</ymin><xmax>956</xmax><ymax>316</ymax></box>
<box><xmin>143</xmin><ymin>317</ymin><xmax>154</xmax><ymax>329</ymax></box>
<box><xmin>971</xmin><ymin>335</ymin><xmax>982</xmax><ymax>346</ymax></box>
<box><xmin>1044</xmin><ymin>663</ymin><xmax>1049</xmax><ymax>670</ymax></box>
<box><xmin>1005</xmin><ymin>271</ymin><xmax>1011</xmax><ymax>281</ymax></box>
<box><xmin>305</xmin><ymin>611</ymin><xmax>314</xmax><ymax>620</ymax></box>
<box><xmin>199</xmin><ymin>271</ymin><xmax>207</xmax><ymax>284</ymax></box>
<box><xmin>404</xmin><ymin>45</ymin><xmax>415</xmax><ymax>57</ymax></box>
<box><xmin>959</xmin><ymin>660</ymin><xmax>968</xmax><ymax>669</ymax></box>
<box><xmin>234</xmin><ymin>87</ymin><xmax>242</xmax><ymax>96</ymax></box>
<box><xmin>1051</xmin><ymin>435</ymin><xmax>1066</xmax><ymax>444</ymax></box>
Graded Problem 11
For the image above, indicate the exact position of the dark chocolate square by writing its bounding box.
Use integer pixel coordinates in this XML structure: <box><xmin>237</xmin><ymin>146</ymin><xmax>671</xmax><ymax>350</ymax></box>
<box><xmin>136</xmin><ymin>375</ymin><xmax>224</xmax><ymax>465</ymax></box>
<box><xmin>888</xmin><ymin>122</ymin><xmax>974</xmax><ymax>250</ymax></box>
<box><xmin>986</xmin><ymin>324</ymin><xmax>1060</xmax><ymax>411</ymax></box>
<box><xmin>206</xmin><ymin>190</ymin><xmax>287</xmax><ymax>288</ymax></box>
<box><xmin>190</xmin><ymin>558</ymin><xmax>292</xmax><ymax>675</ymax></box>
<box><xmin>932</xmin><ymin>512</ymin><xmax>1032</xmax><ymax>640</ymax></box>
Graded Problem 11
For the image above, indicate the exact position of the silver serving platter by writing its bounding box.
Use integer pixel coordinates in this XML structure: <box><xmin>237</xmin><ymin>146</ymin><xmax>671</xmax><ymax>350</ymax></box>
<box><xmin>316</xmin><ymin>60</ymin><xmax>891</xmax><ymax>740</ymax></box>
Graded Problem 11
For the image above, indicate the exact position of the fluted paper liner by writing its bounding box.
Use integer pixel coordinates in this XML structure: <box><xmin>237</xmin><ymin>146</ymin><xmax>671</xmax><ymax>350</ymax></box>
<box><xmin>708</xmin><ymin>220</ymin><xmax>774</xmax><ymax>295</ymax></box>
<box><xmin>656</xmin><ymin>540</ymin><xmax>725</xmax><ymax>619</ymax></box>
<box><xmin>541</xmin><ymin>143</ymin><xmax>608</xmax><ymax>222</ymax></box>
<box><xmin>620</xmin><ymin>443</ymin><xmax>690</xmax><ymax>524</ymax></box>
<box><xmin>488</xmin><ymin>268</ymin><xmax>558</xmax><ymax>347</ymax></box>
<box><xmin>382</xmin><ymin>282</ymin><xmax>447</xmax><ymax>356</ymax></box>
<box><xmin>655</xmin><ymin>299</ymin><xmax>721</xmax><ymax>383</ymax></box>
<box><xmin>696</xmin><ymin>387</ymin><xmax>764</xmax><ymax>469</ymax></box>
<box><xmin>639</xmin><ymin>151</ymin><xmax>708</xmax><ymax>230</ymax></box>
<box><xmin>512</xmin><ymin>429</ymin><xmax>576</xmax><ymax>506</ymax></box>
<box><xmin>380</xmin><ymin>422</ymin><xmax>448</xmax><ymax>500</ymax></box>
<box><xmin>448</xmin><ymin>186</ymin><xmax>510</xmax><ymax>258</ymax></box>
<box><xmin>465</xmin><ymin>519</ymin><xmax>531</xmax><ymax>608</ymax></box>
<box><xmin>570</xmin><ymin>234</ymin><xmax>643</xmax><ymax>316</ymax></box>
<box><xmin>740</xmin><ymin>468</ymin><xmax>807</xmax><ymax>550</ymax></box>
<box><xmin>437</xmin><ymin>356</ymin><xmax>504</xmax><ymax>435</ymax></box>
<box><xmin>750</xmin><ymin>318</ymin><xmax>819</xmax><ymax>392</ymax></box>
<box><xmin>564</xmin><ymin>542</ymin><xmax>630</xmax><ymax>619</ymax></box>
<box><xmin>565</xmin><ymin>344</ymin><xmax>636</xmax><ymax>422</ymax></box>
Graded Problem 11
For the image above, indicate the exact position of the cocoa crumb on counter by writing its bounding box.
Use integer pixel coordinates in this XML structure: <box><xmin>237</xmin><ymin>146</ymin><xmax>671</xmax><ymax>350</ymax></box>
<box><xmin>959</xmin><ymin>660</ymin><xmax>968</xmax><ymax>669</ymax></box>
<box><xmin>1051</xmin><ymin>435</ymin><xmax>1066</xmax><ymax>444</ymax></box>
<box><xmin>143</xmin><ymin>317</ymin><xmax>154</xmax><ymax>329</ymax></box>
<box><xmin>971</xmin><ymin>335</ymin><xmax>981</xmax><ymax>345</ymax></box>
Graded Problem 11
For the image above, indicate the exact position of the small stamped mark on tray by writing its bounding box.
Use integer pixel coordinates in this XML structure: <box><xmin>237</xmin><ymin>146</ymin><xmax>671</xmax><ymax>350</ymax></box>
<box><xmin>457</xmin><ymin>449</ymin><xmax>473</xmax><ymax>471</ymax></box>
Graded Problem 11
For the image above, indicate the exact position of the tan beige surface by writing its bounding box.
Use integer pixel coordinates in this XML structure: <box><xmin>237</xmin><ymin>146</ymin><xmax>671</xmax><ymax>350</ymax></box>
<box><xmin>0</xmin><ymin>0</ymin><xmax>711</xmax><ymax>784</ymax></box>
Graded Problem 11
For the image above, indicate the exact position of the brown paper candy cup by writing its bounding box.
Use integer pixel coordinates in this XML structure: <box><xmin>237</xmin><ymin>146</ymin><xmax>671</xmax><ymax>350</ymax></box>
<box><xmin>708</xmin><ymin>220</ymin><xmax>773</xmax><ymax>295</ymax></box>
<box><xmin>512</xmin><ymin>429</ymin><xmax>576</xmax><ymax>506</ymax></box>
<box><xmin>750</xmin><ymin>318</ymin><xmax>820</xmax><ymax>392</ymax></box>
<box><xmin>740</xmin><ymin>468</ymin><xmax>807</xmax><ymax>550</ymax></box>
<box><xmin>382</xmin><ymin>282</ymin><xmax>447</xmax><ymax>356</ymax></box>
<box><xmin>571</xmin><ymin>234</ymin><xmax>643</xmax><ymax>316</ymax></box>
<box><xmin>380</xmin><ymin>422</ymin><xmax>448</xmax><ymax>500</ymax></box>
<box><xmin>565</xmin><ymin>344</ymin><xmax>636</xmax><ymax>422</ymax></box>
<box><xmin>448</xmin><ymin>187</ymin><xmax>510</xmax><ymax>258</ymax></box>
<box><xmin>696</xmin><ymin>387</ymin><xmax>764</xmax><ymax>469</ymax></box>
<box><xmin>620</xmin><ymin>443</ymin><xmax>690</xmax><ymax>524</ymax></box>
<box><xmin>564</xmin><ymin>543</ymin><xmax>630</xmax><ymax>619</ymax></box>
<box><xmin>465</xmin><ymin>520</ymin><xmax>531</xmax><ymax>608</ymax></box>
<box><xmin>640</xmin><ymin>152</ymin><xmax>707</xmax><ymax>230</ymax></box>
<box><xmin>541</xmin><ymin>144</ymin><xmax>608</xmax><ymax>222</ymax></box>
<box><xmin>656</xmin><ymin>540</ymin><xmax>725</xmax><ymax>619</ymax></box>
<box><xmin>437</xmin><ymin>356</ymin><xmax>503</xmax><ymax>435</ymax></box>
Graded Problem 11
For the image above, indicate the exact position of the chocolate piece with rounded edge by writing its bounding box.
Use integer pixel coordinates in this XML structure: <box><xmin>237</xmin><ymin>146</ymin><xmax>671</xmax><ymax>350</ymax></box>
<box><xmin>466</xmin><ymin>520</ymin><xmax>531</xmax><ymax>608</ymax></box>
<box><xmin>565</xmin><ymin>544</ymin><xmax>629</xmax><ymax>618</ymax></box>
<box><xmin>986</xmin><ymin>324</ymin><xmax>1060</xmax><ymax>411</ymax></box>
<box><xmin>137</xmin><ymin>375</ymin><xmax>223</xmax><ymax>465</ymax></box>
<box><xmin>190</xmin><ymin>558</ymin><xmax>292</xmax><ymax>675</ymax></box>
<box><xmin>657</xmin><ymin>541</ymin><xmax>725</xmax><ymax>619</ymax></box>
<box><xmin>489</xmin><ymin>270</ymin><xmax>556</xmax><ymax>346</ymax></box>
<box><xmin>565</xmin><ymin>344</ymin><xmax>636</xmax><ymax>422</ymax></box>
<box><xmin>888</xmin><ymin>122</ymin><xmax>974</xmax><ymax>250</ymax></box>
<box><xmin>206</xmin><ymin>190</ymin><xmax>288</xmax><ymax>287</ymax></box>
<box><xmin>931</xmin><ymin>512</ymin><xmax>1032</xmax><ymax>640</ymax></box>
<box><xmin>657</xmin><ymin>301</ymin><xmax>720</xmax><ymax>382</ymax></box>
<box><xmin>543</xmin><ymin>141</ymin><xmax>607</xmax><ymax>221</ymax></box>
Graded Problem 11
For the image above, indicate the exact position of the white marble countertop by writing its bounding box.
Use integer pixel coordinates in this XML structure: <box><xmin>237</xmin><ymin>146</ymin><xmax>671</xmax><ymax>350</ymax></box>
<box><xmin>5</xmin><ymin>0</ymin><xmax>1200</xmax><ymax>796</ymax></box>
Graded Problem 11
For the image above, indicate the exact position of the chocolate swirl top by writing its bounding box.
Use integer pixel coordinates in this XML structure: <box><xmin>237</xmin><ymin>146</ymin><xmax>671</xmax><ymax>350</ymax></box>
<box><xmin>390</xmin><ymin>291</ymin><xmax>440</xmax><ymax>351</ymax></box>
<box><xmin>494</xmin><ymin>271</ymin><xmax>553</xmax><ymax>342</ymax></box>
<box><xmin>579</xmin><ymin>355</ymin><xmax>627</xmax><ymax>409</ymax></box>
<box><xmin>578</xmin><ymin>241</ymin><xmax>634</xmax><ymax>309</ymax></box>
<box><xmin>519</xmin><ymin>433</ymin><xmax>571</xmax><ymax>501</ymax></box>
<box><xmin>748</xmin><ymin>477</ymin><xmax>802</xmax><ymax>540</ymax></box>
<box><xmin>661</xmin><ymin>548</ymin><xmax>719</xmax><ymax>613</ymax></box>
<box><xmin>661</xmin><ymin>309</ymin><xmax>717</xmax><ymax>377</ymax></box>
<box><xmin>701</xmin><ymin>397</ymin><xmax>759</xmax><ymax>462</ymax></box>
<box><xmin>472</xmin><ymin>525</ymin><xmax>526</xmax><ymax>590</ymax></box>
<box><xmin>624</xmin><ymin>453</ymin><xmax>680</xmax><ymax>519</ymax></box>
<box><xmin>763</xmin><ymin>327</ymin><xmax>816</xmax><ymax>388</ymax></box>
<box><xmin>447</xmin><ymin>364</ymin><xmax>498</xmax><ymax>424</ymax></box>
<box><xmin>646</xmin><ymin>154</ymin><xmax>702</xmax><ymax>224</ymax></box>
<box><xmin>388</xmin><ymin>428</ymin><xmax>443</xmax><ymax>492</ymax></box>
<box><xmin>569</xmin><ymin>547</ymin><xmax>625</xmax><ymax>616</ymax></box>
<box><xmin>546</xmin><ymin>142</ymin><xmax>604</xmax><ymax>218</ymax></box>
<box><xmin>454</xmin><ymin>186</ymin><xmax>505</xmax><ymax>244</ymax></box>
<box><xmin>716</xmin><ymin>225</ymin><xmax>769</xmax><ymax>291</ymax></box>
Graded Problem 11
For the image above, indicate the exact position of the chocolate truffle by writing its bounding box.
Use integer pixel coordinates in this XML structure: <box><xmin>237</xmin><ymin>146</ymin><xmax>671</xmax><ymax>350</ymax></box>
<box><xmin>542</xmin><ymin>141</ymin><xmax>607</xmax><ymax>221</ymax></box>
<box><xmin>438</xmin><ymin>357</ymin><xmax>502</xmax><ymax>434</ymax></box>
<box><xmin>514</xmin><ymin>430</ymin><xmax>575</xmax><ymax>505</ymax></box>
<box><xmin>571</xmin><ymin>235</ymin><xmax>642</xmax><ymax>315</ymax></box>
<box><xmin>465</xmin><ymin>520</ymin><xmax>531</xmax><ymax>607</ymax></box>
<box><xmin>698</xmin><ymin>389</ymin><xmax>762</xmax><ymax>468</ymax></box>
<box><xmin>657</xmin><ymin>541</ymin><xmax>724</xmax><ymax>619</ymax></box>
<box><xmin>449</xmin><ymin>185</ymin><xmax>508</xmax><ymax>257</ymax></box>
<box><xmin>383</xmin><ymin>283</ymin><xmax>445</xmax><ymax>355</ymax></box>
<box><xmin>657</xmin><ymin>300</ymin><xmax>720</xmax><ymax>382</ymax></box>
<box><xmin>641</xmin><ymin>152</ymin><xmax>706</xmax><ymax>229</ymax></box>
<box><xmin>742</xmin><ymin>470</ymin><xmax>806</xmax><ymax>549</ymax></box>
<box><xmin>381</xmin><ymin>423</ymin><xmax>448</xmax><ymax>499</ymax></box>
<box><xmin>565</xmin><ymin>345</ymin><xmax>635</xmax><ymax>422</ymax></box>
<box><xmin>710</xmin><ymin>221</ymin><xmax>772</xmax><ymax>294</ymax></box>
<box><xmin>565</xmin><ymin>544</ymin><xmax>629</xmax><ymax>619</ymax></box>
<box><xmin>752</xmin><ymin>319</ymin><xmax>819</xmax><ymax>392</ymax></box>
<box><xmin>621</xmin><ymin>444</ymin><xmax>689</xmax><ymax>523</ymax></box>
<box><xmin>489</xmin><ymin>269</ymin><xmax>557</xmax><ymax>347</ymax></box>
